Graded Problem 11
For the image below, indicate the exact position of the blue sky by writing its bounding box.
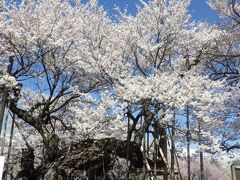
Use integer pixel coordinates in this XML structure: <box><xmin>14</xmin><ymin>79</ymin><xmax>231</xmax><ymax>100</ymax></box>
<box><xmin>14</xmin><ymin>0</ymin><xmax>220</xmax><ymax>23</ymax></box>
<box><xmin>189</xmin><ymin>0</ymin><xmax>219</xmax><ymax>23</ymax></box>
<box><xmin>81</xmin><ymin>0</ymin><xmax>220</xmax><ymax>23</ymax></box>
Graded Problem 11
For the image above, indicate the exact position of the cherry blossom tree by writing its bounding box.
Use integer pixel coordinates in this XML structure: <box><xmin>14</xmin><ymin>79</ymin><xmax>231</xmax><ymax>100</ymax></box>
<box><xmin>206</xmin><ymin>0</ymin><xmax>240</xmax><ymax>153</ymax></box>
<box><xmin>0</xmin><ymin>0</ymin><xmax>236</xmax><ymax>179</ymax></box>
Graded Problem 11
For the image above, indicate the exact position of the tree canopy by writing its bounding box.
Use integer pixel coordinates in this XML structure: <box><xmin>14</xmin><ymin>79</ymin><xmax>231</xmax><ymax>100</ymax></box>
<box><xmin>0</xmin><ymin>0</ymin><xmax>239</xmax><ymax>179</ymax></box>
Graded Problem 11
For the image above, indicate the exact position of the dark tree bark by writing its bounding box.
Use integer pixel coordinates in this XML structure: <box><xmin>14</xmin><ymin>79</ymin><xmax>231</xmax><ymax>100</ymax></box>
<box><xmin>199</xmin><ymin>151</ymin><xmax>204</xmax><ymax>180</ymax></box>
<box><xmin>9</xmin><ymin>103</ymin><xmax>60</xmax><ymax>163</ymax></box>
<box><xmin>16</xmin><ymin>147</ymin><xmax>38</xmax><ymax>180</ymax></box>
<box><xmin>12</xmin><ymin>138</ymin><xmax>166</xmax><ymax>180</ymax></box>
<box><xmin>170</xmin><ymin>111</ymin><xmax>176</xmax><ymax>179</ymax></box>
<box><xmin>159</xmin><ymin>107</ymin><xmax>168</xmax><ymax>180</ymax></box>
<box><xmin>9</xmin><ymin>97</ymin><xmax>168</xmax><ymax>179</ymax></box>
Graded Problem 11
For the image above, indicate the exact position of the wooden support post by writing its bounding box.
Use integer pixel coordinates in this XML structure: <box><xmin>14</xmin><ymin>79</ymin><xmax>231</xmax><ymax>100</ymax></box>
<box><xmin>142</xmin><ymin>113</ymin><xmax>146</xmax><ymax>180</ymax></box>
<box><xmin>160</xmin><ymin>107</ymin><xmax>168</xmax><ymax>180</ymax></box>
<box><xmin>126</xmin><ymin>116</ymin><xmax>130</xmax><ymax>180</ymax></box>
<box><xmin>143</xmin><ymin>133</ymin><xmax>146</xmax><ymax>179</ymax></box>
<box><xmin>198</xmin><ymin>120</ymin><xmax>204</xmax><ymax>180</ymax></box>
<box><xmin>200</xmin><ymin>150</ymin><xmax>204</xmax><ymax>180</ymax></box>
<box><xmin>4</xmin><ymin>113</ymin><xmax>15</xmax><ymax>180</ymax></box>
<box><xmin>1</xmin><ymin>104</ymin><xmax>9</xmax><ymax>155</ymax></box>
<box><xmin>154</xmin><ymin>139</ymin><xmax>157</xmax><ymax>180</ymax></box>
<box><xmin>0</xmin><ymin>92</ymin><xmax>7</xmax><ymax>135</ymax></box>
<box><xmin>170</xmin><ymin>110</ymin><xmax>176</xmax><ymax>180</ymax></box>
<box><xmin>175</xmin><ymin>153</ymin><xmax>183</xmax><ymax>180</ymax></box>
<box><xmin>147</xmin><ymin>130</ymin><xmax>149</xmax><ymax>155</ymax></box>
<box><xmin>0</xmin><ymin>56</ymin><xmax>14</xmax><ymax>135</ymax></box>
<box><xmin>186</xmin><ymin>106</ymin><xmax>191</xmax><ymax>180</ymax></box>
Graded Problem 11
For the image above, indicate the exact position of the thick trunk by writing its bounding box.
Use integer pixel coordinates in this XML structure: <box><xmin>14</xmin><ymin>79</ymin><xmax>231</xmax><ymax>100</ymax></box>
<box><xmin>42</xmin><ymin>138</ymin><xmax>166</xmax><ymax>179</ymax></box>
<box><xmin>160</xmin><ymin>125</ymin><xmax>168</xmax><ymax>180</ymax></box>
<box><xmin>9</xmin><ymin>103</ymin><xmax>60</xmax><ymax>163</ymax></box>
<box><xmin>16</xmin><ymin>147</ymin><xmax>38</xmax><ymax>180</ymax></box>
<box><xmin>43</xmin><ymin>138</ymin><xmax>144</xmax><ymax>179</ymax></box>
<box><xmin>10</xmin><ymin>101</ymin><xmax>168</xmax><ymax>178</ymax></box>
<box><xmin>134</xmin><ymin>101</ymin><xmax>154</xmax><ymax>146</ymax></box>
<box><xmin>43</xmin><ymin>134</ymin><xmax>60</xmax><ymax>162</ymax></box>
<box><xmin>160</xmin><ymin>107</ymin><xmax>168</xmax><ymax>180</ymax></box>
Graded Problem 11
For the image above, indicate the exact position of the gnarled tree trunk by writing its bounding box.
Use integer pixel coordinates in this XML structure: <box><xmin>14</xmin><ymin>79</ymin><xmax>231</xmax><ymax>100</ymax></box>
<box><xmin>16</xmin><ymin>147</ymin><xmax>38</xmax><ymax>180</ymax></box>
